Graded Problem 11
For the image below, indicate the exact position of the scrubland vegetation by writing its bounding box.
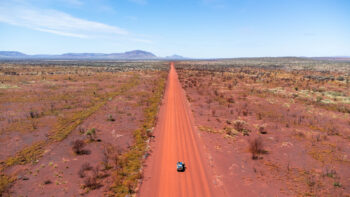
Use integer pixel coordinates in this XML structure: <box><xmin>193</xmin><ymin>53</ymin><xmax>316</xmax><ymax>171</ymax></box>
<box><xmin>0</xmin><ymin>61</ymin><xmax>168</xmax><ymax>196</ymax></box>
<box><xmin>176</xmin><ymin>58</ymin><xmax>350</xmax><ymax>196</ymax></box>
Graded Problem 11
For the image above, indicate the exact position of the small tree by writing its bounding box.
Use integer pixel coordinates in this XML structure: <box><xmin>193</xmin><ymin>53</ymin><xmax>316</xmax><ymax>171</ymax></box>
<box><xmin>72</xmin><ymin>139</ymin><xmax>86</xmax><ymax>155</ymax></box>
<box><xmin>249</xmin><ymin>138</ymin><xmax>265</xmax><ymax>160</ymax></box>
<box><xmin>79</xmin><ymin>162</ymin><xmax>92</xmax><ymax>178</ymax></box>
<box><xmin>82</xmin><ymin>165</ymin><xmax>102</xmax><ymax>190</ymax></box>
<box><xmin>84</xmin><ymin>176</ymin><xmax>98</xmax><ymax>189</ymax></box>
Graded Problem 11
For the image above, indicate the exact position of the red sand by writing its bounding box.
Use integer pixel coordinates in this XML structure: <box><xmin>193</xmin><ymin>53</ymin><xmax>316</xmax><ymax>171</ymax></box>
<box><xmin>139</xmin><ymin>63</ymin><xmax>225</xmax><ymax>196</ymax></box>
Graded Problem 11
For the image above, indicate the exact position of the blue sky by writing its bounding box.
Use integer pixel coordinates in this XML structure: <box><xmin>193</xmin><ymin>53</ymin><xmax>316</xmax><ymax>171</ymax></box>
<box><xmin>0</xmin><ymin>0</ymin><xmax>349</xmax><ymax>58</ymax></box>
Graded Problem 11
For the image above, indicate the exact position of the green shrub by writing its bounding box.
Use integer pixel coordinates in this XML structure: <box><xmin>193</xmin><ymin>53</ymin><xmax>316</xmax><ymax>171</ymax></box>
<box><xmin>86</xmin><ymin>128</ymin><xmax>96</xmax><ymax>141</ymax></box>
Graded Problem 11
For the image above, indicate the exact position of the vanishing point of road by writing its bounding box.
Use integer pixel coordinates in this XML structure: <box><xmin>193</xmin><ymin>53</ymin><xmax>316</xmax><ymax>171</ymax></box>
<box><xmin>139</xmin><ymin>63</ymin><xmax>224</xmax><ymax>197</ymax></box>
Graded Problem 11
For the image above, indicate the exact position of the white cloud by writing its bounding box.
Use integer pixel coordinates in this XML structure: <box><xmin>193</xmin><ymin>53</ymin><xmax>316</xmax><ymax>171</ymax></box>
<box><xmin>34</xmin><ymin>28</ymin><xmax>89</xmax><ymax>38</ymax></box>
<box><xmin>0</xmin><ymin>3</ymin><xmax>128</xmax><ymax>38</ymax></box>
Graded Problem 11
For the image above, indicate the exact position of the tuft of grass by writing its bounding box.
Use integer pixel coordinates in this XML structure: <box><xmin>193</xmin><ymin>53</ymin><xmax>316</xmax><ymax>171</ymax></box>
<box><xmin>233</xmin><ymin>120</ymin><xmax>250</xmax><ymax>136</ymax></box>
<box><xmin>107</xmin><ymin>114</ymin><xmax>115</xmax><ymax>122</ymax></box>
<box><xmin>29</xmin><ymin>110</ymin><xmax>40</xmax><ymax>118</ymax></box>
<box><xmin>86</xmin><ymin>128</ymin><xmax>96</xmax><ymax>141</ymax></box>
<box><xmin>0</xmin><ymin>174</ymin><xmax>14</xmax><ymax>195</ymax></box>
<box><xmin>198</xmin><ymin>125</ymin><xmax>219</xmax><ymax>134</ymax></box>
<box><xmin>233</xmin><ymin>120</ymin><xmax>245</xmax><ymax>132</ymax></box>
<box><xmin>5</xmin><ymin>141</ymin><xmax>45</xmax><ymax>167</ymax></box>
<box><xmin>333</xmin><ymin>182</ymin><xmax>342</xmax><ymax>187</ymax></box>
<box><xmin>224</xmin><ymin>126</ymin><xmax>239</xmax><ymax>137</ymax></box>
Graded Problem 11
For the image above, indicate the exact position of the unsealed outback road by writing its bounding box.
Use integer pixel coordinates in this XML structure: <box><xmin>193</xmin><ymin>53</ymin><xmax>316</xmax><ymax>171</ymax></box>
<box><xmin>139</xmin><ymin>63</ymin><xmax>223</xmax><ymax>197</ymax></box>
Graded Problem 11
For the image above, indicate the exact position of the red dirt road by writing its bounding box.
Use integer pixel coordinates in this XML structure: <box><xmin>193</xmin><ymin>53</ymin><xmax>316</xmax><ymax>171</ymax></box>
<box><xmin>139</xmin><ymin>63</ymin><xmax>222</xmax><ymax>197</ymax></box>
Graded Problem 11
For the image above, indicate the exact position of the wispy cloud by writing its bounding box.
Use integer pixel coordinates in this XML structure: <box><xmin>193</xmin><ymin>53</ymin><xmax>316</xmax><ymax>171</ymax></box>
<box><xmin>34</xmin><ymin>28</ymin><xmax>89</xmax><ymax>38</ymax></box>
<box><xmin>0</xmin><ymin>3</ymin><xmax>128</xmax><ymax>38</ymax></box>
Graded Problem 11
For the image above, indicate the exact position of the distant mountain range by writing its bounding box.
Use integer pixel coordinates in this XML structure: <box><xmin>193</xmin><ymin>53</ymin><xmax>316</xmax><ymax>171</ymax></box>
<box><xmin>0</xmin><ymin>50</ymin><xmax>188</xmax><ymax>60</ymax></box>
<box><xmin>165</xmin><ymin>54</ymin><xmax>188</xmax><ymax>60</ymax></box>
<box><xmin>311</xmin><ymin>56</ymin><xmax>350</xmax><ymax>61</ymax></box>
<box><xmin>0</xmin><ymin>51</ymin><xmax>28</xmax><ymax>57</ymax></box>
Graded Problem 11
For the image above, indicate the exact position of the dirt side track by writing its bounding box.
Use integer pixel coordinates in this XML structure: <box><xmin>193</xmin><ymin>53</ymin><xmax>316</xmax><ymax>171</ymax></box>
<box><xmin>139</xmin><ymin>63</ymin><xmax>225</xmax><ymax>197</ymax></box>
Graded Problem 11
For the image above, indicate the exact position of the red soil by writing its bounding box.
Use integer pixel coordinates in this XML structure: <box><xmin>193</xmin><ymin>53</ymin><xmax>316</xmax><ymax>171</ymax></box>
<box><xmin>0</xmin><ymin>66</ymin><xmax>167</xmax><ymax>196</ymax></box>
<box><xmin>8</xmin><ymin>82</ymin><xmax>147</xmax><ymax>196</ymax></box>
<box><xmin>0</xmin><ymin>71</ymin><xmax>131</xmax><ymax>161</ymax></box>
<box><xmin>176</xmin><ymin>66</ymin><xmax>350</xmax><ymax>196</ymax></box>
<box><xmin>139</xmin><ymin>63</ymin><xmax>225</xmax><ymax>196</ymax></box>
